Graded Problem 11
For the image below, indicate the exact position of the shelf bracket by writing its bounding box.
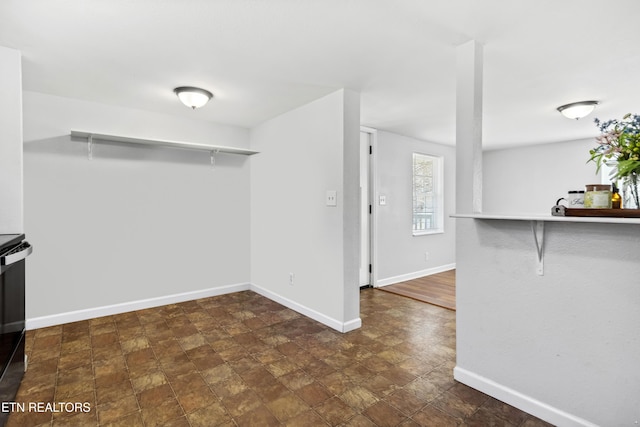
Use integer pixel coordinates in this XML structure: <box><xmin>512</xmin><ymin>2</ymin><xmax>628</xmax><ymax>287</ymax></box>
<box><xmin>210</xmin><ymin>149</ymin><xmax>219</xmax><ymax>168</ymax></box>
<box><xmin>87</xmin><ymin>134</ymin><xmax>93</xmax><ymax>160</ymax></box>
<box><xmin>531</xmin><ymin>220</ymin><xmax>545</xmax><ymax>276</ymax></box>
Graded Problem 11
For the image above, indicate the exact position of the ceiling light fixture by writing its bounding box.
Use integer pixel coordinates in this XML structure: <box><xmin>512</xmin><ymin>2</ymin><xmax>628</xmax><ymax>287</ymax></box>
<box><xmin>174</xmin><ymin>86</ymin><xmax>213</xmax><ymax>109</ymax></box>
<box><xmin>556</xmin><ymin>100</ymin><xmax>599</xmax><ymax>120</ymax></box>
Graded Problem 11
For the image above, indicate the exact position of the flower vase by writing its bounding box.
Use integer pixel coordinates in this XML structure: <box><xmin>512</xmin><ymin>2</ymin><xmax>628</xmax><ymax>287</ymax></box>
<box><xmin>622</xmin><ymin>173</ymin><xmax>640</xmax><ymax>209</ymax></box>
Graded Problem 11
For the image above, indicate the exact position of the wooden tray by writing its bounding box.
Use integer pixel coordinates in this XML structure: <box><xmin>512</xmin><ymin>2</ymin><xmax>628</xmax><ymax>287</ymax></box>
<box><xmin>551</xmin><ymin>205</ymin><xmax>640</xmax><ymax>218</ymax></box>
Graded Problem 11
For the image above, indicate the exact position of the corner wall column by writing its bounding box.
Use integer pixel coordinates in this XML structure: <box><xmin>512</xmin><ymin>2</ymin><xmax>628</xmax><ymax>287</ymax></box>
<box><xmin>455</xmin><ymin>40</ymin><xmax>483</xmax><ymax>214</ymax></box>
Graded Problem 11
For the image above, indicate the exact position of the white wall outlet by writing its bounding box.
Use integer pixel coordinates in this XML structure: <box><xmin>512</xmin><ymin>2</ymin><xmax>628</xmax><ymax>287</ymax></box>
<box><xmin>379</xmin><ymin>195</ymin><xmax>386</xmax><ymax>205</ymax></box>
<box><xmin>326</xmin><ymin>190</ymin><xmax>337</xmax><ymax>206</ymax></box>
<box><xmin>289</xmin><ymin>273</ymin><xmax>295</xmax><ymax>286</ymax></box>
<box><xmin>425</xmin><ymin>252</ymin><xmax>430</xmax><ymax>261</ymax></box>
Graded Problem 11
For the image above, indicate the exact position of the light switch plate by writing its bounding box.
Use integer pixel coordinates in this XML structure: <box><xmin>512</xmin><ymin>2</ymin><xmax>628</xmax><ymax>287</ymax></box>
<box><xmin>379</xmin><ymin>195</ymin><xmax>387</xmax><ymax>205</ymax></box>
<box><xmin>326</xmin><ymin>190</ymin><xmax>337</xmax><ymax>206</ymax></box>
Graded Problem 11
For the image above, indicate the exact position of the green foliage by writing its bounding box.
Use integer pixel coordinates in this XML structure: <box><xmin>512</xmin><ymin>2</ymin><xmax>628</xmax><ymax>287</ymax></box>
<box><xmin>588</xmin><ymin>113</ymin><xmax>640</xmax><ymax>180</ymax></box>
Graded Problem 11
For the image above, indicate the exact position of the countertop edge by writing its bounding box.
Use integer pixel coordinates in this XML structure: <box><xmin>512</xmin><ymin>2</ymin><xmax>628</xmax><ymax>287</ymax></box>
<box><xmin>451</xmin><ymin>213</ymin><xmax>640</xmax><ymax>224</ymax></box>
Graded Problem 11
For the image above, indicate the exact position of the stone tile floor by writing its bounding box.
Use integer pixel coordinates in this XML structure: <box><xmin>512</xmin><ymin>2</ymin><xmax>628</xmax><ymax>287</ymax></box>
<box><xmin>6</xmin><ymin>289</ymin><xmax>553</xmax><ymax>426</ymax></box>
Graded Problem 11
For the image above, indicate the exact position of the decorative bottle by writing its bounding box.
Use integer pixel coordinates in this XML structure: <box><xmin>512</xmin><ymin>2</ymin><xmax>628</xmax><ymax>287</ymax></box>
<box><xmin>611</xmin><ymin>182</ymin><xmax>622</xmax><ymax>209</ymax></box>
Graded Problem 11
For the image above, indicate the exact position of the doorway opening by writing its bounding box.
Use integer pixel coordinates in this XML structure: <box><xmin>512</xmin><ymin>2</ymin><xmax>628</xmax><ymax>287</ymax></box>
<box><xmin>359</xmin><ymin>128</ymin><xmax>376</xmax><ymax>289</ymax></box>
<box><xmin>378</xmin><ymin>269</ymin><xmax>456</xmax><ymax>310</ymax></box>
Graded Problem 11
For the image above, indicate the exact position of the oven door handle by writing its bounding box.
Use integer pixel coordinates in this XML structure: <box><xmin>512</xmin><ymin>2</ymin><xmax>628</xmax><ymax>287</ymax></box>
<box><xmin>0</xmin><ymin>244</ymin><xmax>33</xmax><ymax>266</ymax></box>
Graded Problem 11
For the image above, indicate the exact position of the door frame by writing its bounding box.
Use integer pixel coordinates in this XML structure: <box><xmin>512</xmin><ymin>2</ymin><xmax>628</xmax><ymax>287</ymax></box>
<box><xmin>360</xmin><ymin>126</ymin><xmax>378</xmax><ymax>288</ymax></box>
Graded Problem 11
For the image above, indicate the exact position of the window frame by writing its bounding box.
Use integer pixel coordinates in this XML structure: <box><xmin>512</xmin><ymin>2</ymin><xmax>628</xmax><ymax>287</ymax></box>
<box><xmin>412</xmin><ymin>152</ymin><xmax>444</xmax><ymax>236</ymax></box>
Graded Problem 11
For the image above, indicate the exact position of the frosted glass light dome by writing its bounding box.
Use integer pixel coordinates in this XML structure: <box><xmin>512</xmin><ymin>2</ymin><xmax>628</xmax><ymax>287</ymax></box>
<box><xmin>174</xmin><ymin>87</ymin><xmax>213</xmax><ymax>109</ymax></box>
<box><xmin>557</xmin><ymin>101</ymin><xmax>599</xmax><ymax>120</ymax></box>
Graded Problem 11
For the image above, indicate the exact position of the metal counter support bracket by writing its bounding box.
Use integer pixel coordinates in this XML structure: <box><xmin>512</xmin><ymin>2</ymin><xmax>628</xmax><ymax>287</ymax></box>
<box><xmin>87</xmin><ymin>134</ymin><xmax>93</xmax><ymax>160</ymax></box>
<box><xmin>531</xmin><ymin>220</ymin><xmax>544</xmax><ymax>275</ymax></box>
<box><xmin>210</xmin><ymin>149</ymin><xmax>219</xmax><ymax>168</ymax></box>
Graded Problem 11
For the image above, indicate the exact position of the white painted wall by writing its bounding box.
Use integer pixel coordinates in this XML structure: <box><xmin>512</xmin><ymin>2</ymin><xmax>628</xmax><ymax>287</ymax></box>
<box><xmin>455</xmin><ymin>218</ymin><xmax>640</xmax><ymax>426</ymax></box>
<box><xmin>341</xmin><ymin>90</ymin><xmax>362</xmax><ymax>329</ymax></box>
<box><xmin>23</xmin><ymin>92</ymin><xmax>251</xmax><ymax>325</ymax></box>
<box><xmin>0</xmin><ymin>46</ymin><xmax>23</xmax><ymax>233</ymax></box>
<box><xmin>483</xmin><ymin>139</ymin><xmax>600</xmax><ymax>215</ymax></box>
<box><xmin>375</xmin><ymin>131</ymin><xmax>456</xmax><ymax>285</ymax></box>
<box><xmin>250</xmin><ymin>89</ymin><xmax>361</xmax><ymax>331</ymax></box>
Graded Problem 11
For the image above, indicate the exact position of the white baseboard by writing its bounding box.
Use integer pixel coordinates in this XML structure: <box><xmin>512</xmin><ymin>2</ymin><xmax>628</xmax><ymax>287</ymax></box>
<box><xmin>250</xmin><ymin>283</ymin><xmax>361</xmax><ymax>333</ymax></box>
<box><xmin>454</xmin><ymin>366</ymin><xmax>599</xmax><ymax>427</ymax></box>
<box><xmin>341</xmin><ymin>317</ymin><xmax>362</xmax><ymax>333</ymax></box>
<box><xmin>26</xmin><ymin>282</ymin><xmax>251</xmax><ymax>330</ymax></box>
<box><xmin>376</xmin><ymin>263</ymin><xmax>456</xmax><ymax>287</ymax></box>
<box><xmin>26</xmin><ymin>282</ymin><xmax>362</xmax><ymax>334</ymax></box>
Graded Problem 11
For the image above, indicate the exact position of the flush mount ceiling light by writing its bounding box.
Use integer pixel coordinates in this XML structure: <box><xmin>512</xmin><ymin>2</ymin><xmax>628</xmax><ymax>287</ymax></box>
<box><xmin>556</xmin><ymin>100</ymin><xmax>599</xmax><ymax>120</ymax></box>
<box><xmin>174</xmin><ymin>86</ymin><xmax>213</xmax><ymax>109</ymax></box>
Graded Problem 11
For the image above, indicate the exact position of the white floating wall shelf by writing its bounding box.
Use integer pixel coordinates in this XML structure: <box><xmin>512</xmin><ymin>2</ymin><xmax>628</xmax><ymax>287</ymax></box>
<box><xmin>70</xmin><ymin>130</ymin><xmax>259</xmax><ymax>161</ymax></box>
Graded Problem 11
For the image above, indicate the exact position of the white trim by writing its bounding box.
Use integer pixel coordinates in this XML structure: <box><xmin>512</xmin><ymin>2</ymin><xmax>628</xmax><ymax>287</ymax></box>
<box><xmin>359</xmin><ymin>125</ymin><xmax>377</xmax><ymax>134</ymax></box>
<box><xmin>341</xmin><ymin>317</ymin><xmax>362</xmax><ymax>333</ymax></box>
<box><xmin>376</xmin><ymin>263</ymin><xmax>456</xmax><ymax>287</ymax></box>
<box><xmin>26</xmin><ymin>282</ymin><xmax>251</xmax><ymax>330</ymax></box>
<box><xmin>412</xmin><ymin>229</ymin><xmax>444</xmax><ymax>236</ymax></box>
<box><xmin>26</xmin><ymin>282</ymin><xmax>362</xmax><ymax>333</ymax></box>
<box><xmin>250</xmin><ymin>283</ymin><xmax>361</xmax><ymax>333</ymax></box>
<box><xmin>454</xmin><ymin>367</ymin><xmax>599</xmax><ymax>427</ymax></box>
<box><xmin>360</xmin><ymin>126</ymin><xmax>378</xmax><ymax>291</ymax></box>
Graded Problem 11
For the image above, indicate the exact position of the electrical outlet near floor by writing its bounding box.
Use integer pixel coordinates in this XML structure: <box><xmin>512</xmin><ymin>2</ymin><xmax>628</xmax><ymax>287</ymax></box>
<box><xmin>425</xmin><ymin>252</ymin><xmax>430</xmax><ymax>261</ymax></box>
<box><xmin>289</xmin><ymin>273</ymin><xmax>295</xmax><ymax>286</ymax></box>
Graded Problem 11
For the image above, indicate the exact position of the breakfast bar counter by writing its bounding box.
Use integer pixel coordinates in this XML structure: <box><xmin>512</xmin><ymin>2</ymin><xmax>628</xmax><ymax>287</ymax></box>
<box><xmin>453</xmin><ymin>214</ymin><xmax>640</xmax><ymax>427</ymax></box>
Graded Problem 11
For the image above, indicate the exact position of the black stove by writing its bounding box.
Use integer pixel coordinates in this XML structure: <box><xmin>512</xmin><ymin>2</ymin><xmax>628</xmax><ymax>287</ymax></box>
<box><xmin>0</xmin><ymin>234</ymin><xmax>31</xmax><ymax>425</ymax></box>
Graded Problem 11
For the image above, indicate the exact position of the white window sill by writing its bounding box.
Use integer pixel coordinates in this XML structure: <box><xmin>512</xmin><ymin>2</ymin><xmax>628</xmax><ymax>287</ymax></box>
<box><xmin>412</xmin><ymin>229</ymin><xmax>444</xmax><ymax>236</ymax></box>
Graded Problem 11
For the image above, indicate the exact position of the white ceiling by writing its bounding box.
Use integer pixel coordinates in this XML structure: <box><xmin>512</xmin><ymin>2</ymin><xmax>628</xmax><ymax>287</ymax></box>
<box><xmin>2</xmin><ymin>0</ymin><xmax>639</xmax><ymax>149</ymax></box>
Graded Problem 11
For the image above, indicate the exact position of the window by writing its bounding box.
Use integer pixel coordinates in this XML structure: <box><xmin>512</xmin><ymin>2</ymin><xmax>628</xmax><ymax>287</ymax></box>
<box><xmin>412</xmin><ymin>153</ymin><xmax>443</xmax><ymax>235</ymax></box>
